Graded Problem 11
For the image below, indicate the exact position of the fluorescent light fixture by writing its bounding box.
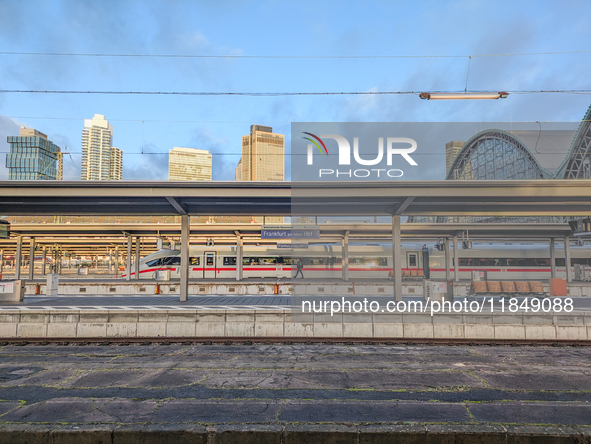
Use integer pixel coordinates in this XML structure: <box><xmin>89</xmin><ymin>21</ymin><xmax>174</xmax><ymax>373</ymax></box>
<box><xmin>419</xmin><ymin>92</ymin><xmax>509</xmax><ymax>100</ymax></box>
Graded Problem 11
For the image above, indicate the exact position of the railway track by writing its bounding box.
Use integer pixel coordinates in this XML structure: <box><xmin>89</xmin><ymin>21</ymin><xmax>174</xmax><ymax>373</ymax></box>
<box><xmin>0</xmin><ymin>337</ymin><xmax>589</xmax><ymax>346</ymax></box>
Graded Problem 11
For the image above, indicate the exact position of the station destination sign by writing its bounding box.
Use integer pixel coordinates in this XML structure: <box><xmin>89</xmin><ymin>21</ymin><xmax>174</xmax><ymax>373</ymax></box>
<box><xmin>277</xmin><ymin>242</ymin><xmax>309</xmax><ymax>249</ymax></box>
<box><xmin>261</xmin><ymin>225</ymin><xmax>319</xmax><ymax>239</ymax></box>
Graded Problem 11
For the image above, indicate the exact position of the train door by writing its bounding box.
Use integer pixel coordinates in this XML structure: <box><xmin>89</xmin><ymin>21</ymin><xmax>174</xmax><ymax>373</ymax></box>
<box><xmin>203</xmin><ymin>251</ymin><xmax>217</xmax><ymax>279</ymax></box>
<box><xmin>421</xmin><ymin>245</ymin><xmax>430</xmax><ymax>279</ymax></box>
<box><xmin>406</xmin><ymin>251</ymin><xmax>419</xmax><ymax>278</ymax></box>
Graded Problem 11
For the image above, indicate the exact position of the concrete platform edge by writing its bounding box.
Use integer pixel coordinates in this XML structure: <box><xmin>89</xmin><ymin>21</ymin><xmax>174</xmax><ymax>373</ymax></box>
<box><xmin>0</xmin><ymin>423</ymin><xmax>590</xmax><ymax>443</ymax></box>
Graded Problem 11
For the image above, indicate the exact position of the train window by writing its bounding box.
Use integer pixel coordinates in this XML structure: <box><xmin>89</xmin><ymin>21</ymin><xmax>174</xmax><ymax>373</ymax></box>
<box><xmin>534</xmin><ymin>259</ymin><xmax>550</xmax><ymax>266</ymax></box>
<box><xmin>506</xmin><ymin>258</ymin><xmax>527</xmax><ymax>266</ymax></box>
<box><xmin>308</xmin><ymin>257</ymin><xmax>326</xmax><ymax>265</ymax></box>
<box><xmin>189</xmin><ymin>257</ymin><xmax>200</xmax><ymax>266</ymax></box>
<box><xmin>408</xmin><ymin>254</ymin><xmax>417</xmax><ymax>267</ymax></box>
<box><xmin>146</xmin><ymin>258</ymin><xmax>162</xmax><ymax>267</ymax></box>
<box><xmin>348</xmin><ymin>257</ymin><xmax>386</xmax><ymax>267</ymax></box>
<box><xmin>459</xmin><ymin>258</ymin><xmax>473</xmax><ymax>266</ymax></box>
<box><xmin>555</xmin><ymin>258</ymin><xmax>565</xmax><ymax>267</ymax></box>
<box><xmin>162</xmin><ymin>256</ymin><xmax>181</xmax><ymax>265</ymax></box>
<box><xmin>283</xmin><ymin>257</ymin><xmax>293</xmax><ymax>265</ymax></box>
<box><xmin>258</xmin><ymin>257</ymin><xmax>276</xmax><ymax>265</ymax></box>
<box><xmin>223</xmin><ymin>257</ymin><xmax>237</xmax><ymax>266</ymax></box>
<box><xmin>572</xmin><ymin>258</ymin><xmax>591</xmax><ymax>266</ymax></box>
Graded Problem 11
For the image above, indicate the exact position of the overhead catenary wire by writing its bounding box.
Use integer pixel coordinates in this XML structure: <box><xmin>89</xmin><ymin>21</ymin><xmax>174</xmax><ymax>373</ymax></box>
<box><xmin>1</xmin><ymin>50</ymin><xmax>590</xmax><ymax>59</ymax></box>
<box><xmin>1</xmin><ymin>89</ymin><xmax>590</xmax><ymax>96</ymax></box>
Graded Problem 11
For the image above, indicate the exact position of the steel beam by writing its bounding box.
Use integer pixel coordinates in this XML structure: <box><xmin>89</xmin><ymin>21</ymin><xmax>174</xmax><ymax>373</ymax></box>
<box><xmin>165</xmin><ymin>197</ymin><xmax>188</xmax><ymax>215</ymax></box>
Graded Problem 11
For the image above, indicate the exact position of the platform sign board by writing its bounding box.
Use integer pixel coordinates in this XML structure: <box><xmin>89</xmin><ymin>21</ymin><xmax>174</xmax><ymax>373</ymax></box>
<box><xmin>262</xmin><ymin>225</ymin><xmax>319</xmax><ymax>239</ymax></box>
<box><xmin>0</xmin><ymin>221</ymin><xmax>9</xmax><ymax>239</ymax></box>
<box><xmin>277</xmin><ymin>242</ymin><xmax>308</xmax><ymax>249</ymax></box>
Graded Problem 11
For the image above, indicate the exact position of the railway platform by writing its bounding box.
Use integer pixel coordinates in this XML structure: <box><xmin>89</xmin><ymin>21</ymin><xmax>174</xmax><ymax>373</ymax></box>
<box><xmin>0</xmin><ymin>343</ymin><xmax>590</xmax><ymax>442</ymax></box>
<box><xmin>0</xmin><ymin>294</ymin><xmax>590</xmax><ymax>342</ymax></box>
<box><xmin>6</xmin><ymin>277</ymin><xmax>591</xmax><ymax>298</ymax></box>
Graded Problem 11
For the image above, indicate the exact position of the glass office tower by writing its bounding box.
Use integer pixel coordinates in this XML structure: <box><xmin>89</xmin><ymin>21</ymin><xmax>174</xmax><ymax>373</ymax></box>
<box><xmin>6</xmin><ymin>127</ymin><xmax>61</xmax><ymax>180</ymax></box>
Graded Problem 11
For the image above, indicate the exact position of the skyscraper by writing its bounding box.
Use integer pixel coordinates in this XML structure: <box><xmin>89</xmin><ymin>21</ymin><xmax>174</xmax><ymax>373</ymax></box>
<box><xmin>81</xmin><ymin>114</ymin><xmax>122</xmax><ymax>180</ymax></box>
<box><xmin>110</xmin><ymin>147</ymin><xmax>123</xmax><ymax>180</ymax></box>
<box><xmin>237</xmin><ymin>125</ymin><xmax>284</xmax><ymax>181</ymax></box>
<box><xmin>236</xmin><ymin>125</ymin><xmax>285</xmax><ymax>223</ymax></box>
<box><xmin>6</xmin><ymin>127</ymin><xmax>61</xmax><ymax>180</ymax></box>
<box><xmin>235</xmin><ymin>158</ymin><xmax>242</xmax><ymax>181</ymax></box>
<box><xmin>168</xmin><ymin>147</ymin><xmax>212</xmax><ymax>181</ymax></box>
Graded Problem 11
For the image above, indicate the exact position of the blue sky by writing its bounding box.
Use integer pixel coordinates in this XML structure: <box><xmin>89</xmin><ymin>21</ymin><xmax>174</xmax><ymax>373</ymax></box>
<box><xmin>0</xmin><ymin>0</ymin><xmax>590</xmax><ymax>181</ymax></box>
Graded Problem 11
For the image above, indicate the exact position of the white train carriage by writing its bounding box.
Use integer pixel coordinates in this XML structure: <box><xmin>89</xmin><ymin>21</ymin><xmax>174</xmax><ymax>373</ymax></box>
<box><xmin>125</xmin><ymin>242</ymin><xmax>591</xmax><ymax>281</ymax></box>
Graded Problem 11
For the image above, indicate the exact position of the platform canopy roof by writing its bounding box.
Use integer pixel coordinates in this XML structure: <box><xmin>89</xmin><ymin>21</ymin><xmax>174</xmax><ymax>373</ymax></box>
<box><xmin>0</xmin><ymin>180</ymin><xmax>591</xmax><ymax>217</ymax></box>
<box><xmin>0</xmin><ymin>222</ymin><xmax>576</xmax><ymax>256</ymax></box>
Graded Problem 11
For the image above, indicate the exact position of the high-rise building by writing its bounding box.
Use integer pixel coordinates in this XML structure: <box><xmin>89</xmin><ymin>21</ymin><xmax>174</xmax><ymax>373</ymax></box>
<box><xmin>445</xmin><ymin>141</ymin><xmax>465</xmax><ymax>175</ymax></box>
<box><xmin>235</xmin><ymin>125</ymin><xmax>285</xmax><ymax>223</ymax></box>
<box><xmin>81</xmin><ymin>114</ymin><xmax>122</xmax><ymax>180</ymax></box>
<box><xmin>237</xmin><ymin>125</ymin><xmax>284</xmax><ymax>181</ymax></box>
<box><xmin>110</xmin><ymin>147</ymin><xmax>123</xmax><ymax>180</ymax></box>
<box><xmin>168</xmin><ymin>147</ymin><xmax>212</xmax><ymax>181</ymax></box>
<box><xmin>235</xmin><ymin>158</ymin><xmax>242</xmax><ymax>181</ymax></box>
<box><xmin>6</xmin><ymin>127</ymin><xmax>61</xmax><ymax>180</ymax></box>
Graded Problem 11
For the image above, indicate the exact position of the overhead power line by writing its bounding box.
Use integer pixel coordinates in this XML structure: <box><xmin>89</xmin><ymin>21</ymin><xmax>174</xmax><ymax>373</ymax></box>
<box><xmin>1</xmin><ymin>89</ymin><xmax>591</xmax><ymax>96</ymax></box>
<box><xmin>1</xmin><ymin>50</ymin><xmax>590</xmax><ymax>59</ymax></box>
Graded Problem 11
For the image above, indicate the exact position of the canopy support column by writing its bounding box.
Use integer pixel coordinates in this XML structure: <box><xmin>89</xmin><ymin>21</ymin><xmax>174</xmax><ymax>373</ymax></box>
<box><xmin>15</xmin><ymin>236</ymin><xmax>22</xmax><ymax>280</ymax></box>
<box><xmin>115</xmin><ymin>247</ymin><xmax>119</xmax><ymax>278</ymax></box>
<box><xmin>453</xmin><ymin>235</ymin><xmax>459</xmax><ymax>282</ymax></box>
<box><xmin>564</xmin><ymin>236</ymin><xmax>571</xmax><ymax>283</ymax></box>
<box><xmin>126</xmin><ymin>236</ymin><xmax>132</xmax><ymax>282</ymax></box>
<box><xmin>28</xmin><ymin>238</ymin><xmax>35</xmax><ymax>280</ymax></box>
<box><xmin>135</xmin><ymin>237</ymin><xmax>140</xmax><ymax>281</ymax></box>
<box><xmin>236</xmin><ymin>235</ymin><xmax>243</xmax><ymax>281</ymax></box>
<box><xmin>180</xmin><ymin>215</ymin><xmax>190</xmax><ymax>302</ymax></box>
<box><xmin>342</xmin><ymin>231</ymin><xmax>349</xmax><ymax>282</ymax></box>
<box><xmin>445</xmin><ymin>238</ymin><xmax>451</xmax><ymax>280</ymax></box>
<box><xmin>392</xmin><ymin>216</ymin><xmax>402</xmax><ymax>301</ymax></box>
<box><xmin>550</xmin><ymin>238</ymin><xmax>557</xmax><ymax>279</ymax></box>
<box><xmin>42</xmin><ymin>247</ymin><xmax>46</xmax><ymax>275</ymax></box>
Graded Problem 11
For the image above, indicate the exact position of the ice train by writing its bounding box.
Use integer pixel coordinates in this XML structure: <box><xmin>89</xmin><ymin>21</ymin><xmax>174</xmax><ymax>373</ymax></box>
<box><xmin>125</xmin><ymin>242</ymin><xmax>591</xmax><ymax>280</ymax></box>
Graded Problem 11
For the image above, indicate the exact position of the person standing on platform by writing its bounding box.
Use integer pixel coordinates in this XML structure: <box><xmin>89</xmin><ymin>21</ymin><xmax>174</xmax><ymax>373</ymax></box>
<box><xmin>295</xmin><ymin>258</ymin><xmax>304</xmax><ymax>278</ymax></box>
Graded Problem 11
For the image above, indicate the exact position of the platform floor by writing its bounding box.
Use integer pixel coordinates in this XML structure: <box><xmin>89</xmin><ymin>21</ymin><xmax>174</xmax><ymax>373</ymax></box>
<box><xmin>0</xmin><ymin>343</ymin><xmax>590</xmax><ymax>437</ymax></box>
<box><xmin>2</xmin><ymin>294</ymin><xmax>591</xmax><ymax>312</ymax></box>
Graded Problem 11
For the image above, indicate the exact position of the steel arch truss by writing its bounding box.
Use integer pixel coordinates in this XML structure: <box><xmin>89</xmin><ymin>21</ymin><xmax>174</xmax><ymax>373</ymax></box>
<box><xmin>560</xmin><ymin>105</ymin><xmax>591</xmax><ymax>179</ymax></box>
<box><xmin>446</xmin><ymin>130</ymin><xmax>549</xmax><ymax>181</ymax></box>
